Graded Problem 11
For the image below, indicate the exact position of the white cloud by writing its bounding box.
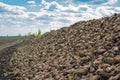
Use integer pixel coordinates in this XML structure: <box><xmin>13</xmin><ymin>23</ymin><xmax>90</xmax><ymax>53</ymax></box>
<box><xmin>28</xmin><ymin>1</ymin><xmax>35</xmax><ymax>5</ymax></box>
<box><xmin>103</xmin><ymin>0</ymin><xmax>118</xmax><ymax>5</ymax></box>
<box><xmin>115</xmin><ymin>7</ymin><xmax>120</xmax><ymax>11</ymax></box>
<box><xmin>0</xmin><ymin>2</ymin><xmax>30</xmax><ymax>19</ymax></box>
<box><xmin>0</xmin><ymin>2</ymin><xmax>26</xmax><ymax>14</ymax></box>
<box><xmin>78</xmin><ymin>5</ymin><xmax>93</xmax><ymax>13</ymax></box>
<box><xmin>95</xmin><ymin>6</ymin><xmax>115</xmax><ymax>16</ymax></box>
<box><xmin>41</xmin><ymin>0</ymin><xmax>48</xmax><ymax>5</ymax></box>
<box><xmin>27</xmin><ymin>0</ymin><xmax>36</xmax><ymax>6</ymax></box>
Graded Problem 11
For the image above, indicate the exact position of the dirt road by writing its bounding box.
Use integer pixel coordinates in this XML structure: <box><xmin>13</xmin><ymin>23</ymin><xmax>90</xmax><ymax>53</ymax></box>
<box><xmin>0</xmin><ymin>39</ymin><xmax>23</xmax><ymax>51</ymax></box>
<box><xmin>0</xmin><ymin>39</ymin><xmax>23</xmax><ymax>79</ymax></box>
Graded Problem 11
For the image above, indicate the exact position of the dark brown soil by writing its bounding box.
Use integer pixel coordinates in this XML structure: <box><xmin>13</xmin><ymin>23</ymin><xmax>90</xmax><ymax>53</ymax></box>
<box><xmin>0</xmin><ymin>40</ymin><xmax>23</xmax><ymax>51</ymax></box>
<box><xmin>0</xmin><ymin>40</ymin><xmax>23</xmax><ymax>80</ymax></box>
<box><xmin>1</xmin><ymin>14</ymin><xmax>120</xmax><ymax>80</ymax></box>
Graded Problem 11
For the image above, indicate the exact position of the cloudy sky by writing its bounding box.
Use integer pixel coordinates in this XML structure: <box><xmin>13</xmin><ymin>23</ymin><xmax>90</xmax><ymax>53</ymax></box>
<box><xmin>0</xmin><ymin>0</ymin><xmax>120</xmax><ymax>36</ymax></box>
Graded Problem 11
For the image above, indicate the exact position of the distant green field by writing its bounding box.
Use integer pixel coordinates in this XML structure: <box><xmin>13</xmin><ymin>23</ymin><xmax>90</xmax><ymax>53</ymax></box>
<box><xmin>0</xmin><ymin>37</ymin><xmax>23</xmax><ymax>45</ymax></box>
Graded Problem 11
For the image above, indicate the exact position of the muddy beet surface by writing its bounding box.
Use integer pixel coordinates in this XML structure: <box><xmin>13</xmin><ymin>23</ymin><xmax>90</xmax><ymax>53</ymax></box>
<box><xmin>1</xmin><ymin>14</ymin><xmax>120</xmax><ymax>80</ymax></box>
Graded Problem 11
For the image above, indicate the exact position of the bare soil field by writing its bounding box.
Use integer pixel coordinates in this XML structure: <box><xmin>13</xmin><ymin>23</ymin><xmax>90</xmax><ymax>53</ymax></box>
<box><xmin>0</xmin><ymin>37</ymin><xmax>22</xmax><ymax>46</ymax></box>
<box><xmin>0</xmin><ymin>40</ymin><xmax>23</xmax><ymax>79</ymax></box>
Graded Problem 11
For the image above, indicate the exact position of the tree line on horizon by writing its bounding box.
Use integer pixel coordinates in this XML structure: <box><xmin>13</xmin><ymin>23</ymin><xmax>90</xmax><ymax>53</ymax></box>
<box><xmin>0</xmin><ymin>29</ymin><xmax>42</xmax><ymax>38</ymax></box>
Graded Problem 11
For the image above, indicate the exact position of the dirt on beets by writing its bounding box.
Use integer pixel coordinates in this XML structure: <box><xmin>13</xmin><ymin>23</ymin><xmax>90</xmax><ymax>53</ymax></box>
<box><xmin>3</xmin><ymin>14</ymin><xmax>120</xmax><ymax>80</ymax></box>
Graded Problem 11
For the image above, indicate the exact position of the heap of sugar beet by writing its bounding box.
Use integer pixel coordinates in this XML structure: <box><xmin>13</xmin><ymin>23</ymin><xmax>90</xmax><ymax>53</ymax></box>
<box><xmin>4</xmin><ymin>14</ymin><xmax>120</xmax><ymax>80</ymax></box>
